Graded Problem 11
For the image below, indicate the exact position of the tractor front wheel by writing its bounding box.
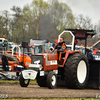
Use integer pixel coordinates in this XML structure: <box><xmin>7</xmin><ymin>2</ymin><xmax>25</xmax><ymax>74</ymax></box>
<box><xmin>47</xmin><ymin>71</ymin><xmax>57</xmax><ymax>89</ymax></box>
<box><xmin>36</xmin><ymin>75</ymin><xmax>47</xmax><ymax>87</ymax></box>
<box><xmin>64</xmin><ymin>53</ymin><xmax>89</xmax><ymax>89</ymax></box>
<box><xmin>19</xmin><ymin>73</ymin><xmax>30</xmax><ymax>87</ymax></box>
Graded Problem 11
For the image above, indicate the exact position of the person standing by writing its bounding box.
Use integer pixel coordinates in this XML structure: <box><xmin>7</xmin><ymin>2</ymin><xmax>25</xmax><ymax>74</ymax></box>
<box><xmin>86</xmin><ymin>48</ymin><xmax>95</xmax><ymax>60</ymax></box>
<box><xmin>2</xmin><ymin>52</ymin><xmax>9</xmax><ymax>71</ymax></box>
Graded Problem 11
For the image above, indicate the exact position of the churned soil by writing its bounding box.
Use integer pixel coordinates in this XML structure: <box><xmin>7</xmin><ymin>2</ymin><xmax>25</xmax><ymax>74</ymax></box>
<box><xmin>0</xmin><ymin>83</ymin><xmax>100</xmax><ymax>99</ymax></box>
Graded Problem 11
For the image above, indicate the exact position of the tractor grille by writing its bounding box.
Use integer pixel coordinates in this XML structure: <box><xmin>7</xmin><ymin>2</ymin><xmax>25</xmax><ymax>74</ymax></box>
<box><xmin>32</xmin><ymin>55</ymin><xmax>43</xmax><ymax>65</ymax></box>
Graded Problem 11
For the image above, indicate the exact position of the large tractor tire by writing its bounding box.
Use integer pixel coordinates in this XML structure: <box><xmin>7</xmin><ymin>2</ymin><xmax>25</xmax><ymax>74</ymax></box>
<box><xmin>19</xmin><ymin>73</ymin><xmax>30</xmax><ymax>87</ymax></box>
<box><xmin>47</xmin><ymin>71</ymin><xmax>57</xmax><ymax>89</ymax></box>
<box><xmin>36</xmin><ymin>74</ymin><xmax>47</xmax><ymax>87</ymax></box>
<box><xmin>64</xmin><ymin>53</ymin><xmax>89</xmax><ymax>89</ymax></box>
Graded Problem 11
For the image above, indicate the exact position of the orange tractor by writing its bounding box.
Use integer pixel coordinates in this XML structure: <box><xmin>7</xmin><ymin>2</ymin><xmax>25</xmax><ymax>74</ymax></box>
<box><xmin>19</xmin><ymin>29</ymin><xmax>100</xmax><ymax>89</ymax></box>
<box><xmin>8</xmin><ymin>43</ymin><xmax>31</xmax><ymax>74</ymax></box>
<box><xmin>0</xmin><ymin>42</ymin><xmax>54</xmax><ymax>75</ymax></box>
<box><xmin>0</xmin><ymin>44</ymin><xmax>31</xmax><ymax>75</ymax></box>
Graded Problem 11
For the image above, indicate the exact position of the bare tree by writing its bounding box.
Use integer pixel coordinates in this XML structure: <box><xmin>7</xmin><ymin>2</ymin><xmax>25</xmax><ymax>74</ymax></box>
<box><xmin>74</xmin><ymin>14</ymin><xmax>93</xmax><ymax>29</ymax></box>
<box><xmin>92</xmin><ymin>20</ymin><xmax>100</xmax><ymax>43</ymax></box>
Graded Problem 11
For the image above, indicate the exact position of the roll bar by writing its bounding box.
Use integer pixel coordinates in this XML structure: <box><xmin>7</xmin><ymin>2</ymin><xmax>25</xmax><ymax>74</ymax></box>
<box><xmin>58</xmin><ymin>30</ymin><xmax>75</xmax><ymax>51</ymax></box>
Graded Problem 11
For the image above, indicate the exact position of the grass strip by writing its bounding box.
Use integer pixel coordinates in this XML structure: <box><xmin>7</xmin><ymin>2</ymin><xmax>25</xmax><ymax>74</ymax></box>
<box><xmin>0</xmin><ymin>79</ymin><xmax>37</xmax><ymax>84</ymax></box>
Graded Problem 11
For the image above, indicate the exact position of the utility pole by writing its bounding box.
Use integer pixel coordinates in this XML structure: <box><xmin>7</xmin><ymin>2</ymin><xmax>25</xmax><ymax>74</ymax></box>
<box><xmin>36</xmin><ymin>27</ymin><xmax>38</xmax><ymax>39</ymax></box>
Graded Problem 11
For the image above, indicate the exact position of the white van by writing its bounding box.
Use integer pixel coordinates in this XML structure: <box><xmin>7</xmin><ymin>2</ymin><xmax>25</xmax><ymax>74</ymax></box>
<box><xmin>0</xmin><ymin>38</ymin><xmax>8</xmax><ymax>49</ymax></box>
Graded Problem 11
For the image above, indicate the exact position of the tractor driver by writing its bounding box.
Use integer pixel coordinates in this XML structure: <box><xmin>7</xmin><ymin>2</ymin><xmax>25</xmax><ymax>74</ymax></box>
<box><xmin>54</xmin><ymin>37</ymin><xmax>67</xmax><ymax>64</ymax></box>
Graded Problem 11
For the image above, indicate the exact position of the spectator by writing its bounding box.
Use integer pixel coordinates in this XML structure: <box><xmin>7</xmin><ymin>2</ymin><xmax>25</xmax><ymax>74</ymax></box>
<box><xmin>2</xmin><ymin>52</ymin><xmax>9</xmax><ymax>71</ymax></box>
<box><xmin>86</xmin><ymin>48</ymin><xmax>95</xmax><ymax>60</ymax></box>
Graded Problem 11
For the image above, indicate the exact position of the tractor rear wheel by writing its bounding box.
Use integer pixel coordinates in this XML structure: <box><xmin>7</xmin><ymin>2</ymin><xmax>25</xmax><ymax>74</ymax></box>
<box><xmin>47</xmin><ymin>71</ymin><xmax>57</xmax><ymax>89</ymax></box>
<box><xmin>19</xmin><ymin>73</ymin><xmax>30</xmax><ymax>87</ymax></box>
<box><xmin>36</xmin><ymin>75</ymin><xmax>47</xmax><ymax>87</ymax></box>
<box><xmin>64</xmin><ymin>53</ymin><xmax>89</xmax><ymax>89</ymax></box>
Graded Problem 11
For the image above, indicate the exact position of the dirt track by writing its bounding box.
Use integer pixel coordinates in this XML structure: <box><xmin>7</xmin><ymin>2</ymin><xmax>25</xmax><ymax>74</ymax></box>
<box><xmin>0</xmin><ymin>83</ymin><xmax>100</xmax><ymax>99</ymax></box>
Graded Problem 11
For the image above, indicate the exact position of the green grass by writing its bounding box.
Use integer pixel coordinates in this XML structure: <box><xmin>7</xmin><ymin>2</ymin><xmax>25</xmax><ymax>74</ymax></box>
<box><xmin>30</xmin><ymin>79</ymin><xmax>37</xmax><ymax>84</ymax></box>
<box><xmin>0</xmin><ymin>79</ymin><xmax>37</xmax><ymax>84</ymax></box>
<box><xmin>0</xmin><ymin>80</ymin><xmax>19</xmax><ymax>83</ymax></box>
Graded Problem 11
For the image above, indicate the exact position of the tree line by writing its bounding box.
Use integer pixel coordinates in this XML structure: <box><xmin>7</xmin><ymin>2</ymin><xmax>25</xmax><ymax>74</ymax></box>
<box><xmin>0</xmin><ymin>0</ymin><xmax>99</xmax><ymax>44</ymax></box>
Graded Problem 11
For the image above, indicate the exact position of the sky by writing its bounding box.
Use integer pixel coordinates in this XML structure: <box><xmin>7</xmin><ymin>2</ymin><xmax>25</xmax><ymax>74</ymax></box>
<box><xmin>0</xmin><ymin>0</ymin><xmax>100</xmax><ymax>24</ymax></box>
<box><xmin>0</xmin><ymin>0</ymin><xmax>33</xmax><ymax>11</ymax></box>
<box><xmin>62</xmin><ymin>0</ymin><xmax>100</xmax><ymax>24</ymax></box>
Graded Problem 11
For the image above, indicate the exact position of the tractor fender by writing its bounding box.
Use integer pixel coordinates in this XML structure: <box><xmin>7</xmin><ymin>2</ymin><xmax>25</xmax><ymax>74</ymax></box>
<box><xmin>62</xmin><ymin>51</ymin><xmax>81</xmax><ymax>67</ymax></box>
